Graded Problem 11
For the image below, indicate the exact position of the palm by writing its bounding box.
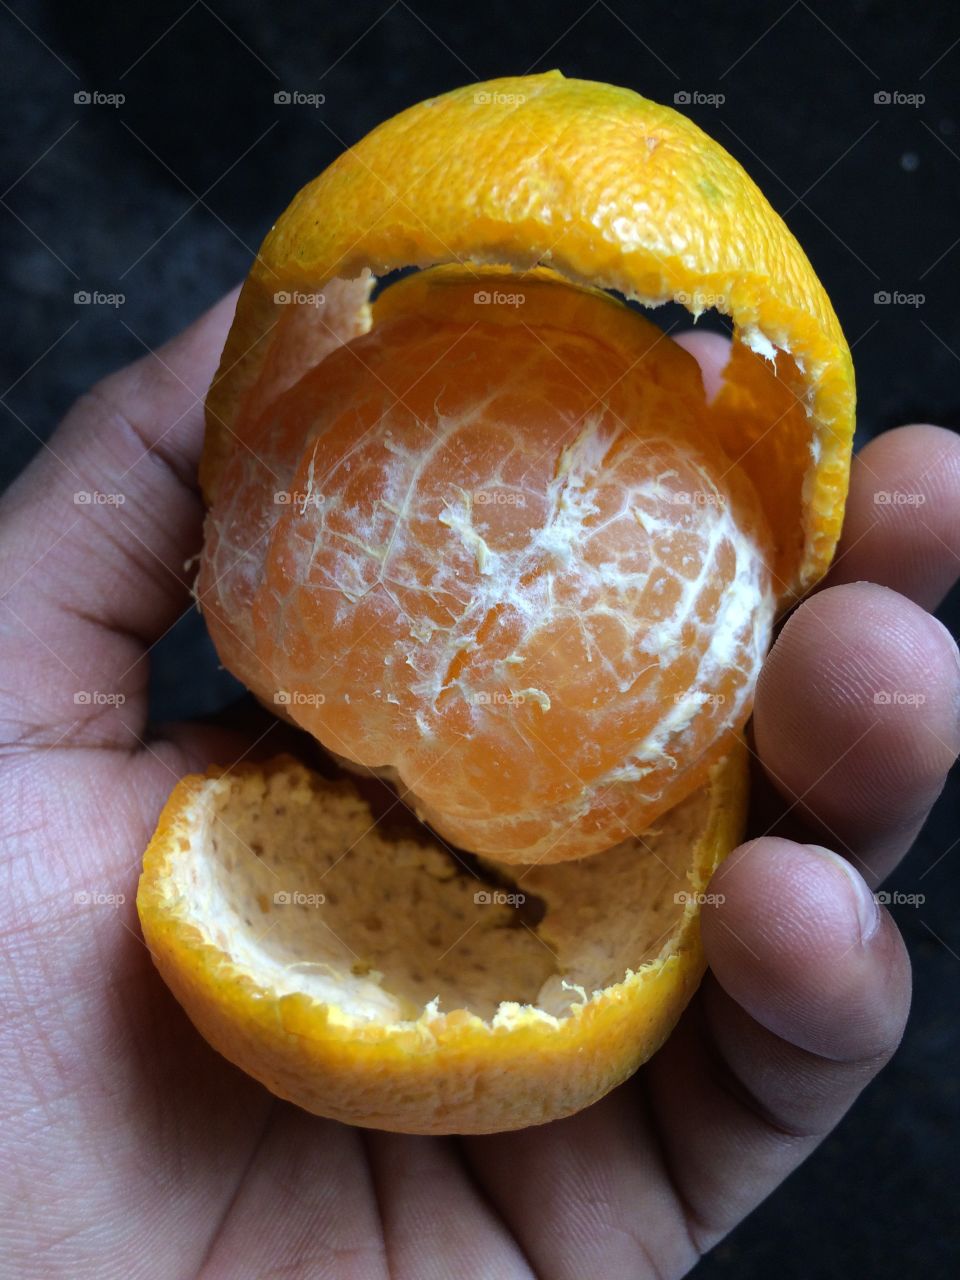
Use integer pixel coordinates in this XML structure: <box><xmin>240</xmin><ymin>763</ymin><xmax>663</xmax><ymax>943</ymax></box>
<box><xmin>16</xmin><ymin>741</ymin><xmax>677</xmax><ymax>1276</ymax></box>
<box><xmin>2</xmin><ymin>297</ymin><xmax>957</xmax><ymax>1279</ymax></box>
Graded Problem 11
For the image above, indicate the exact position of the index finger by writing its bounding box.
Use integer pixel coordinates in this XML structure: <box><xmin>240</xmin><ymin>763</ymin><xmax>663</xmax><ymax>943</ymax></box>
<box><xmin>821</xmin><ymin>423</ymin><xmax>960</xmax><ymax>609</ymax></box>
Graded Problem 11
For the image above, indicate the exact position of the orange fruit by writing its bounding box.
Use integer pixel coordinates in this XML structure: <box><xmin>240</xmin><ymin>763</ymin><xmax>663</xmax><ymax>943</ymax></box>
<box><xmin>139</xmin><ymin>73</ymin><xmax>854</xmax><ymax>1132</ymax></box>
<box><xmin>138</xmin><ymin>745</ymin><xmax>747</xmax><ymax>1134</ymax></box>
<box><xmin>201</xmin><ymin>266</ymin><xmax>775</xmax><ymax>861</ymax></box>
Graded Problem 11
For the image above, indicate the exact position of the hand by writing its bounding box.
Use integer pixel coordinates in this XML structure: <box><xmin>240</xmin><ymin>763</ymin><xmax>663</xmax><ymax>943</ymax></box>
<box><xmin>1</xmin><ymin>300</ymin><xmax>957</xmax><ymax>1279</ymax></box>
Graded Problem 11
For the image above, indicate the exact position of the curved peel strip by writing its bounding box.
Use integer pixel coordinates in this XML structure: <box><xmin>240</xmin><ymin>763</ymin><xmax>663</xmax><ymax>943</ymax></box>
<box><xmin>204</xmin><ymin>71</ymin><xmax>855</xmax><ymax>601</ymax></box>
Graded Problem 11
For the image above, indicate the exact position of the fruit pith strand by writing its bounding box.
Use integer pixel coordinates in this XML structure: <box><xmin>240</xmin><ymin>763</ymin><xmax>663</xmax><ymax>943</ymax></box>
<box><xmin>200</xmin><ymin>270</ymin><xmax>776</xmax><ymax>861</ymax></box>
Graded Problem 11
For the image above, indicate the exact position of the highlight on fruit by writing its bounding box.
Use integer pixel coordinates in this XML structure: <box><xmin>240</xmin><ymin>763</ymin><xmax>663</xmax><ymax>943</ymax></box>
<box><xmin>138</xmin><ymin>72</ymin><xmax>855</xmax><ymax>1134</ymax></box>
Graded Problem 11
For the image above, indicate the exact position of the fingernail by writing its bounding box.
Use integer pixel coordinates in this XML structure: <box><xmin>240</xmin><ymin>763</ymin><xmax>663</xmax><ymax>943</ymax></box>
<box><xmin>805</xmin><ymin>844</ymin><xmax>880</xmax><ymax>944</ymax></box>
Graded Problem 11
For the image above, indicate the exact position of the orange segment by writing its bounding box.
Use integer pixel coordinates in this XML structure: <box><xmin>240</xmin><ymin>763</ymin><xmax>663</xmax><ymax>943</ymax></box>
<box><xmin>199</xmin><ymin>269</ymin><xmax>775</xmax><ymax>861</ymax></box>
<box><xmin>137</xmin><ymin>745</ymin><xmax>748</xmax><ymax>1135</ymax></box>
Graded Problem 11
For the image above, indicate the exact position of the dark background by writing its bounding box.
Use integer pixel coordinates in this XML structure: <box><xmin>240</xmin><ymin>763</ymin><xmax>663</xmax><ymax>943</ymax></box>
<box><xmin>1</xmin><ymin>1</ymin><xmax>957</xmax><ymax>1275</ymax></box>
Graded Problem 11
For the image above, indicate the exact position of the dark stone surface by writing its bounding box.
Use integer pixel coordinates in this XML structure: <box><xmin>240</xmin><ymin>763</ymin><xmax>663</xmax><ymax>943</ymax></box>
<box><xmin>1</xmin><ymin>1</ymin><xmax>957</xmax><ymax>1274</ymax></box>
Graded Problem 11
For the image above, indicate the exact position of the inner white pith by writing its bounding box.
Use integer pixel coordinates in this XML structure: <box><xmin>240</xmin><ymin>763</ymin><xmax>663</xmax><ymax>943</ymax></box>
<box><xmin>169</xmin><ymin>767</ymin><xmax>711</xmax><ymax>1025</ymax></box>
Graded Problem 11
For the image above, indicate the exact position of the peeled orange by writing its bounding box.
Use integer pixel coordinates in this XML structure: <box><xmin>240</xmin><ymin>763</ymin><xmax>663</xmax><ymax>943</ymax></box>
<box><xmin>201</xmin><ymin>266</ymin><xmax>776</xmax><ymax>860</ymax></box>
<box><xmin>139</xmin><ymin>72</ymin><xmax>854</xmax><ymax>1133</ymax></box>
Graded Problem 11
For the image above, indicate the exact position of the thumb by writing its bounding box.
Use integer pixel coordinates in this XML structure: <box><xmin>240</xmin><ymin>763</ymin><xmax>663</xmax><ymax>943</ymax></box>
<box><xmin>644</xmin><ymin>837</ymin><xmax>911</xmax><ymax>1251</ymax></box>
<box><xmin>0</xmin><ymin>288</ymin><xmax>239</xmax><ymax>750</ymax></box>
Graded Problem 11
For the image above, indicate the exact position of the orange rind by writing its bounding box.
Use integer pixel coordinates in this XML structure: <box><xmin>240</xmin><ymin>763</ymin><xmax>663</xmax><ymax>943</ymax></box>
<box><xmin>138</xmin><ymin>745</ymin><xmax>747</xmax><ymax>1134</ymax></box>
<box><xmin>202</xmin><ymin>71</ymin><xmax>854</xmax><ymax>601</ymax></box>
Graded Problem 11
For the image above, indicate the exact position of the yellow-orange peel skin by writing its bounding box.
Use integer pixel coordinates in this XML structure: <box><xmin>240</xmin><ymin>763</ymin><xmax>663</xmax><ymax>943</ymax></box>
<box><xmin>137</xmin><ymin>747</ymin><xmax>748</xmax><ymax>1135</ymax></box>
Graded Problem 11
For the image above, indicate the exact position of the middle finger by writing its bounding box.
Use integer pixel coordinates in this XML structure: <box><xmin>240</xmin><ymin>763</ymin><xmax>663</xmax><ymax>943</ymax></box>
<box><xmin>753</xmin><ymin>580</ymin><xmax>959</xmax><ymax>883</ymax></box>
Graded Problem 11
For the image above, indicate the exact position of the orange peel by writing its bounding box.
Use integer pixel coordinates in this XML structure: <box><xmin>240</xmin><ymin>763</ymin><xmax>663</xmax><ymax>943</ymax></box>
<box><xmin>202</xmin><ymin>70</ymin><xmax>854</xmax><ymax>601</ymax></box>
<box><xmin>138</xmin><ymin>745</ymin><xmax>747</xmax><ymax>1135</ymax></box>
